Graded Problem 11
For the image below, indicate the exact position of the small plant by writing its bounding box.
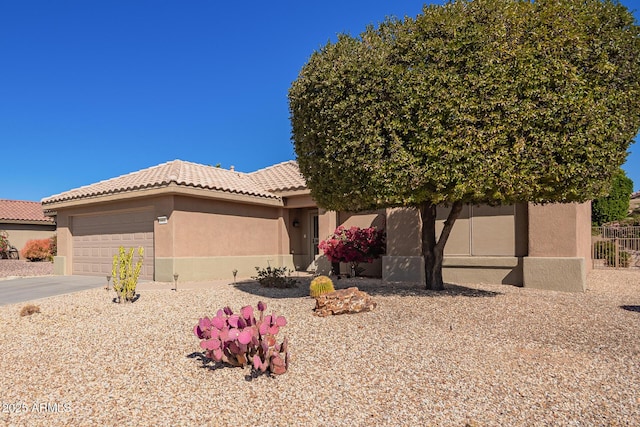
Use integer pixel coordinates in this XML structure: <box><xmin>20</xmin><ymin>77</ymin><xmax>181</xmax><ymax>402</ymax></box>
<box><xmin>20</xmin><ymin>304</ymin><xmax>40</xmax><ymax>317</ymax></box>
<box><xmin>49</xmin><ymin>234</ymin><xmax>57</xmax><ymax>260</ymax></box>
<box><xmin>194</xmin><ymin>301</ymin><xmax>289</xmax><ymax>375</ymax></box>
<box><xmin>593</xmin><ymin>240</ymin><xmax>631</xmax><ymax>267</ymax></box>
<box><xmin>0</xmin><ymin>230</ymin><xmax>9</xmax><ymax>253</ymax></box>
<box><xmin>252</xmin><ymin>265</ymin><xmax>298</xmax><ymax>288</ymax></box>
<box><xmin>112</xmin><ymin>246</ymin><xmax>144</xmax><ymax>303</ymax></box>
<box><xmin>20</xmin><ymin>239</ymin><xmax>52</xmax><ymax>261</ymax></box>
<box><xmin>310</xmin><ymin>275</ymin><xmax>335</xmax><ymax>298</ymax></box>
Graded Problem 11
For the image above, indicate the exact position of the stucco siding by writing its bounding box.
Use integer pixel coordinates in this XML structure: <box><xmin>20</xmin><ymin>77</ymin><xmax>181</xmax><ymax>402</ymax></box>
<box><xmin>0</xmin><ymin>223</ymin><xmax>56</xmax><ymax>254</ymax></box>
<box><xmin>172</xmin><ymin>196</ymin><xmax>283</xmax><ymax>257</ymax></box>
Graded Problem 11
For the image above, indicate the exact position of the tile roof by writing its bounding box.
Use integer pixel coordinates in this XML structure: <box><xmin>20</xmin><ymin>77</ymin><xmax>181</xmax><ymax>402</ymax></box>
<box><xmin>41</xmin><ymin>159</ymin><xmax>308</xmax><ymax>205</ymax></box>
<box><xmin>0</xmin><ymin>200</ymin><xmax>54</xmax><ymax>223</ymax></box>
<box><xmin>248</xmin><ymin>160</ymin><xmax>307</xmax><ymax>192</ymax></box>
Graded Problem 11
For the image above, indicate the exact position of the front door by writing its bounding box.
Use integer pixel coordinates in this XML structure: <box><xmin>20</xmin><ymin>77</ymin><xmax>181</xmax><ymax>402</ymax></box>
<box><xmin>307</xmin><ymin>211</ymin><xmax>319</xmax><ymax>269</ymax></box>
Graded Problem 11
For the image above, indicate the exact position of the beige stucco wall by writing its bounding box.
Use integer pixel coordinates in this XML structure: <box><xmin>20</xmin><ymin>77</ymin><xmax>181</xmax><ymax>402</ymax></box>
<box><xmin>170</xmin><ymin>196</ymin><xmax>284</xmax><ymax>257</ymax></box>
<box><xmin>52</xmin><ymin>194</ymin><xmax>299</xmax><ymax>282</ymax></box>
<box><xmin>1</xmin><ymin>223</ymin><xmax>56</xmax><ymax>254</ymax></box>
<box><xmin>524</xmin><ymin>202</ymin><xmax>591</xmax><ymax>291</ymax></box>
<box><xmin>528</xmin><ymin>202</ymin><xmax>588</xmax><ymax>257</ymax></box>
<box><xmin>383</xmin><ymin>204</ymin><xmax>527</xmax><ymax>285</ymax></box>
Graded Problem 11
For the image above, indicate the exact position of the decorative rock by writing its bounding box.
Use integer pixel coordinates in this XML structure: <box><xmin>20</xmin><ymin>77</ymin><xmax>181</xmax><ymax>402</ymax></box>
<box><xmin>313</xmin><ymin>287</ymin><xmax>376</xmax><ymax>317</ymax></box>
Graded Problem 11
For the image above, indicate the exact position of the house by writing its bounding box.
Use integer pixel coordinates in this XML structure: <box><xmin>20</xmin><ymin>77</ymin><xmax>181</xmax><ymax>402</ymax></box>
<box><xmin>631</xmin><ymin>191</ymin><xmax>640</xmax><ymax>213</ymax></box>
<box><xmin>42</xmin><ymin>159</ymin><xmax>591</xmax><ymax>292</ymax></box>
<box><xmin>0</xmin><ymin>199</ymin><xmax>56</xmax><ymax>254</ymax></box>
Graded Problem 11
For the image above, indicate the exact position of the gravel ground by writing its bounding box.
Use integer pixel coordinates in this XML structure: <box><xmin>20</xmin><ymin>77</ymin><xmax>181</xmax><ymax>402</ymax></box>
<box><xmin>0</xmin><ymin>269</ymin><xmax>639</xmax><ymax>426</ymax></box>
<box><xmin>0</xmin><ymin>260</ymin><xmax>53</xmax><ymax>279</ymax></box>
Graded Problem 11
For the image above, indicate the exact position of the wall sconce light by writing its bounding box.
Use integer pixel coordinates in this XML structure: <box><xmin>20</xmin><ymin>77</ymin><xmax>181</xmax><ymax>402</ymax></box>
<box><xmin>292</xmin><ymin>219</ymin><xmax>300</xmax><ymax>227</ymax></box>
<box><xmin>158</xmin><ymin>216</ymin><xmax>168</xmax><ymax>224</ymax></box>
<box><xmin>173</xmin><ymin>273</ymin><xmax>179</xmax><ymax>291</ymax></box>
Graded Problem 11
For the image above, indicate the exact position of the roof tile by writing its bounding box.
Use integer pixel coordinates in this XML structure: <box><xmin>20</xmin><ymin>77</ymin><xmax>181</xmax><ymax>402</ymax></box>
<box><xmin>41</xmin><ymin>160</ymin><xmax>307</xmax><ymax>205</ymax></box>
<box><xmin>0</xmin><ymin>200</ymin><xmax>54</xmax><ymax>223</ymax></box>
<box><xmin>248</xmin><ymin>160</ymin><xmax>307</xmax><ymax>192</ymax></box>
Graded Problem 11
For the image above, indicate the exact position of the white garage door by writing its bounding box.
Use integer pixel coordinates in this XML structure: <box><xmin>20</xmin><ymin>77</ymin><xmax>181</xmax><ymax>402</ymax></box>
<box><xmin>72</xmin><ymin>210</ymin><xmax>154</xmax><ymax>280</ymax></box>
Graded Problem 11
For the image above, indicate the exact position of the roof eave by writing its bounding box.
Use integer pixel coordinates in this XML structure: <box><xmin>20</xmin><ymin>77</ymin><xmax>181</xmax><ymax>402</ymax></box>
<box><xmin>270</xmin><ymin>188</ymin><xmax>310</xmax><ymax>197</ymax></box>
<box><xmin>0</xmin><ymin>219</ymin><xmax>56</xmax><ymax>225</ymax></box>
<box><xmin>41</xmin><ymin>184</ymin><xmax>284</xmax><ymax>210</ymax></box>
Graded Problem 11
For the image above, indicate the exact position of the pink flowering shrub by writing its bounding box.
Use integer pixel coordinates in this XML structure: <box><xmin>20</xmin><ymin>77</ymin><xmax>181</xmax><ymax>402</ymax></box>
<box><xmin>318</xmin><ymin>226</ymin><xmax>386</xmax><ymax>275</ymax></box>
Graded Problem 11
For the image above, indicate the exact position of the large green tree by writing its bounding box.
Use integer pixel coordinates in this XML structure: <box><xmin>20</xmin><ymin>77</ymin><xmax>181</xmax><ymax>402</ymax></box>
<box><xmin>289</xmin><ymin>0</ymin><xmax>640</xmax><ymax>290</ymax></box>
<box><xmin>592</xmin><ymin>168</ymin><xmax>634</xmax><ymax>225</ymax></box>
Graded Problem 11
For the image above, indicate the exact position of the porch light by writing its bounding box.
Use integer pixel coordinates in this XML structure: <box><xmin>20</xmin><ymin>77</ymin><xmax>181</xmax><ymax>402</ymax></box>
<box><xmin>173</xmin><ymin>273</ymin><xmax>179</xmax><ymax>291</ymax></box>
<box><xmin>158</xmin><ymin>216</ymin><xmax>168</xmax><ymax>225</ymax></box>
<box><xmin>293</xmin><ymin>219</ymin><xmax>300</xmax><ymax>227</ymax></box>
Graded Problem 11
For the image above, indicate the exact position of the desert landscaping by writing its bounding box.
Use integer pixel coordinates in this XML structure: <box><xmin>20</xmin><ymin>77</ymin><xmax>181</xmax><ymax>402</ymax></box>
<box><xmin>0</xmin><ymin>261</ymin><xmax>638</xmax><ymax>426</ymax></box>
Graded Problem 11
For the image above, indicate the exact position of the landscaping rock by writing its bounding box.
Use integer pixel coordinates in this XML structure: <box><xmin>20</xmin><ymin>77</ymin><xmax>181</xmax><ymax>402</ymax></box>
<box><xmin>313</xmin><ymin>287</ymin><xmax>376</xmax><ymax>317</ymax></box>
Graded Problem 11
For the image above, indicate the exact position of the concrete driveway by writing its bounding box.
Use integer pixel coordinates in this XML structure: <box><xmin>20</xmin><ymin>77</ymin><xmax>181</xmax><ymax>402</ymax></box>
<box><xmin>0</xmin><ymin>275</ymin><xmax>108</xmax><ymax>306</ymax></box>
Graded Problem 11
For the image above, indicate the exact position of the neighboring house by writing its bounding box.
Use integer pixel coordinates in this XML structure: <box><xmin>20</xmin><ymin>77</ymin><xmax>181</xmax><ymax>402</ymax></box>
<box><xmin>0</xmin><ymin>199</ymin><xmax>56</xmax><ymax>254</ymax></box>
<box><xmin>42</xmin><ymin>159</ymin><xmax>591</xmax><ymax>292</ymax></box>
<box><xmin>631</xmin><ymin>191</ymin><xmax>640</xmax><ymax>213</ymax></box>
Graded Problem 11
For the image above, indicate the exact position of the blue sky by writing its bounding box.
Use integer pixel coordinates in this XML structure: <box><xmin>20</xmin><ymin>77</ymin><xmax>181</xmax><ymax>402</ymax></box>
<box><xmin>2</xmin><ymin>0</ymin><xmax>639</xmax><ymax>202</ymax></box>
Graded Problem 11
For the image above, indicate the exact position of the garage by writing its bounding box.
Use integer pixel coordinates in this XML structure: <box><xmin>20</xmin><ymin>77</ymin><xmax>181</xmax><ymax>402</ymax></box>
<box><xmin>71</xmin><ymin>210</ymin><xmax>155</xmax><ymax>280</ymax></box>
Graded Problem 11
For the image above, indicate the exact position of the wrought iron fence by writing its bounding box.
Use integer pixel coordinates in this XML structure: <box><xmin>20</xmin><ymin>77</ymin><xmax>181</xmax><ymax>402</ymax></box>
<box><xmin>591</xmin><ymin>226</ymin><xmax>640</xmax><ymax>269</ymax></box>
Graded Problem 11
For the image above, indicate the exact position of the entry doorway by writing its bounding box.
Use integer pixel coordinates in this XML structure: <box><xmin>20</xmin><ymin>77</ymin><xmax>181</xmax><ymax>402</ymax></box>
<box><xmin>305</xmin><ymin>211</ymin><xmax>319</xmax><ymax>270</ymax></box>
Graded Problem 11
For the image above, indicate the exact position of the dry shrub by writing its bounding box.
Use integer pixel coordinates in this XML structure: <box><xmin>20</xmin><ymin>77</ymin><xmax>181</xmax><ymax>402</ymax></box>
<box><xmin>20</xmin><ymin>239</ymin><xmax>52</xmax><ymax>261</ymax></box>
<box><xmin>20</xmin><ymin>304</ymin><xmax>41</xmax><ymax>317</ymax></box>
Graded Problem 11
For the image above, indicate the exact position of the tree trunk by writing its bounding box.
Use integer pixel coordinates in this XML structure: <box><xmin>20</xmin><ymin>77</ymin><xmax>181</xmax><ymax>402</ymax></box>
<box><xmin>419</xmin><ymin>201</ymin><xmax>464</xmax><ymax>291</ymax></box>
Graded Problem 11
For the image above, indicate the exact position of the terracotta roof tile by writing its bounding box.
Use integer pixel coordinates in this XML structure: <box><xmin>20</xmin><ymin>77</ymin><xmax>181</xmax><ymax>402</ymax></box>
<box><xmin>41</xmin><ymin>160</ymin><xmax>291</xmax><ymax>205</ymax></box>
<box><xmin>0</xmin><ymin>200</ymin><xmax>54</xmax><ymax>223</ymax></box>
<box><xmin>248</xmin><ymin>160</ymin><xmax>307</xmax><ymax>192</ymax></box>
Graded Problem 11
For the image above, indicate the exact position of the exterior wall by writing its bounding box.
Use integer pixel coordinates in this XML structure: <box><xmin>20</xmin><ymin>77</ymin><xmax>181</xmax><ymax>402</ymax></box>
<box><xmin>53</xmin><ymin>194</ymin><xmax>297</xmax><ymax>282</ymax></box>
<box><xmin>154</xmin><ymin>196</ymin><xmax>294</xmax><ymax>282</ymax></box>
<box><xmin>1</xmin><ymin>223</ymin><xmax>56</xmax><ymax>254</ymax></box>
<box><xmin>523</xmin><ymin>202</ymin><xmax>591</xmax><ymax>292</ymax></box>
<box><xmin>383</xmin><ymin>204</ymin><xmax>527</xmax><ymax>285</ymax></box>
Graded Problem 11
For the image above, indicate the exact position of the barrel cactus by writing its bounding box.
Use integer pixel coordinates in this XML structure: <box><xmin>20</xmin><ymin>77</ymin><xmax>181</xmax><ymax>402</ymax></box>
<box><xmin>310</xmin><ymin>275</ymin><xmax>335</xmax><ymax>298</ymax></box>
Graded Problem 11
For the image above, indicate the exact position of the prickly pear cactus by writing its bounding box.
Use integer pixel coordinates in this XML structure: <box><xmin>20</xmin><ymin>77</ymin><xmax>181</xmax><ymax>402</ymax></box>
<box><xmin>310</xmin><ymin>275</ymin><xmax>335</xmax><ymax>298</ymax></box>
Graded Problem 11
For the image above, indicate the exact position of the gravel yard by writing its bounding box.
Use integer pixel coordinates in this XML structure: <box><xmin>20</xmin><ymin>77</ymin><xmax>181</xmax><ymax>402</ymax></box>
<box><xmin>0</xmin><ymin>260</ymin><xmax>53</xmax><ymax>279</ymax></box>
<box><xmin>0</xmin><ymin>269</ymin><xmax>638</xmax><ymax>426</ymax></box>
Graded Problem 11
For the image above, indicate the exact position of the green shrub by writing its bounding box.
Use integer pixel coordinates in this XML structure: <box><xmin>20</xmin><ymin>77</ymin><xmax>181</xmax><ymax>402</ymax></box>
<box><xmin>592</xmin><ymin>168</ymin><xmax>634</xmax><ymax>226</ymax></box>
<box><xmin>252</xmin><ymin>265</ymin><xmax>298</xmax><ymax>288</ymax></box>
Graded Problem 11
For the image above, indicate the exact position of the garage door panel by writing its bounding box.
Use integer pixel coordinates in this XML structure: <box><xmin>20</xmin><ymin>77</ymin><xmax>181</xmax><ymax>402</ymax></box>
<box><xmin>72</xmin><ymin>211</ymin><xmax>154</xmax><ymax>280</ymax></box>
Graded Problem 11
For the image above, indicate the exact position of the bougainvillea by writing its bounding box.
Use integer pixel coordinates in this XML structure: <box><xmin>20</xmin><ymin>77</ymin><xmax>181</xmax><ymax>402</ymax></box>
<box><xmin>318</xmin><ymin>226</ymin><xmax>385</xmax><ymax>275</ymax></box>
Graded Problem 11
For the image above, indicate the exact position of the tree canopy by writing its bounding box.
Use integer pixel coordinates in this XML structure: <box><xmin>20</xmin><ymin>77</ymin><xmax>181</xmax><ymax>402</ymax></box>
<box><xmin>289</xmin><ymin>0</ymin><xmax>640</xmax><ymax>289</ymax></box>
<box><xmin>592</xmin><ymin>168</ymin><xmax>634</xmax><ymax>225</ymax></box>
